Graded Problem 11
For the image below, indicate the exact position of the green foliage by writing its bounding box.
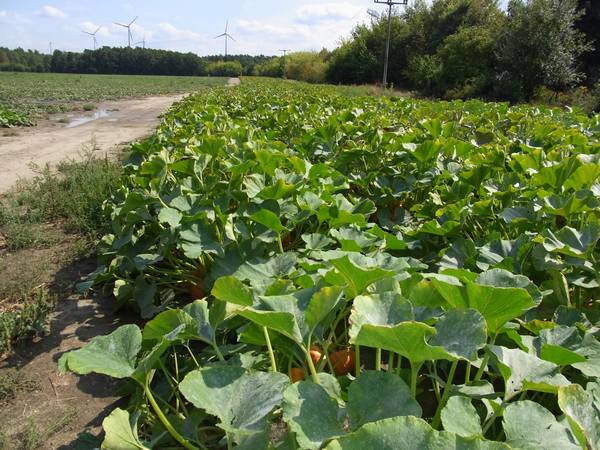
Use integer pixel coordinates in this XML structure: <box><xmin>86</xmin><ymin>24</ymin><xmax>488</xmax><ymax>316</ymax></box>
<box><xmin>284</xmin><ymin>51</ymin><xmax>329</xmax><ymax>84</ymax></box>
<box><xmin>2</xmin><ymin>154</ymin><xmax>122</xmax><ymax>237</ymax></box>
<box><xmin>0</xmin><ymin>289</ymin><xmax>56</xmax><ymax>355</ymax></box>
<box><xmin>253</xmin><ymin>57</ymin><xmax>284</xmax><ymax>78</ymax></box>
<box><xmin>61</xmin><ymin>79</ymin><xmax>600</xmax><ymax>449</ymax></box>
<box><xmin>206</xmin><ymin>60</ymin><xmax>243</xmax><ymax>77</ymax></box>
<box><xmin>327</xmin><ymin>0</ymin><xmax>595</xmax><ymax>103</ymax></box>
<box><xmin>0</xmin><ymin>109</ymin><xmax>33</xmax><ymax>127</ymax></box>
<box><xmin>496</xmin><ymin>0</ymin><xmax>591</xmax><ymax>100</ymax></box>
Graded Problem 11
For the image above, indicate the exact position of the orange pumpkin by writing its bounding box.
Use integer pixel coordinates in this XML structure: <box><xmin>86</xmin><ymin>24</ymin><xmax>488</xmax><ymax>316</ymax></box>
<box><xmin>290</xmin><ymin>367</ymin><xmax>305</xmax><ymax>383</ymax></box>
<box><xmin>329</xmin><ymin>347</ymin><xmax>355</xmax><ymax>376</ymax></box>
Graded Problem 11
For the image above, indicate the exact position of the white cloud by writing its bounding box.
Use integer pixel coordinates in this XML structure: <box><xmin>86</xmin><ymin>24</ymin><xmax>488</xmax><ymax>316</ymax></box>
<box><xmin>0</xmin><ymin>10</ymin><xmax>7</xmax><ymax>18</ymax></box>
<box><xmin>296</xmin><ymin>3</ymin><xmax>363</xmax><ymax>23</ymax></box>
<box><xmin>36</xmin><ymin>5</ymin><xmax>66</xmax><ymax>19</ymax></box>
<box><xmin>158</xmin><ymin>23</ymin><xmax>202</xmax><ymax>41</ymax></box>
<box><xmin>234</xmin><ymin>3</ymin><xmax>368</xmax><ymax>54</ymax></box>
<box><xmin>80</xmin><ymin>21</ymin><xmax>111</xmax><ymax>37</ymax></box>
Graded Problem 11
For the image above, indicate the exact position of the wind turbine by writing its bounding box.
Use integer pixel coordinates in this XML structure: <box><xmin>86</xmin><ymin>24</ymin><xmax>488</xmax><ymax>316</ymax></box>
<box><xmin>135</xmin><ymin>37</ymin><xmax>146</xmax><ymax>48</ymax></box>
<box><xmin>215</xmin><ymin>20</ymin><xmax>235</xmax><ymax>57</ymax></box>
<box><xmin>114</xmin><ymin>16</ymin><xmax>137</xmax><ymax>47</ymax></box>
<box><xmin>82</xmin><ymin>26</ymin><xmax>100</xmax><ymax>50</ymax></box>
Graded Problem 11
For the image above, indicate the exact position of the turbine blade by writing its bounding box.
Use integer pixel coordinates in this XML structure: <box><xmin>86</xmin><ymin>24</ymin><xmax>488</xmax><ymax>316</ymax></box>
<box><xmin>227</xmin><ymin>34</ymin><xmax>236</xmax><ymax>42</ymax></box>
<box><xmin>225</xmin><ymin>19</ymin><xmax>228</xmax><ymax>32</ymax></box>
<box><xmin>94</xmin><ymin>27</ymin><xmax>101</xmax><ymax>35</ymax></box>
<box><xmin>114</xmin><ymin>22</ymin><xmax>127</xmax><ymax>27</ymax></box>
<box><xmin>129</xmin><ymin>16</ymin><xmax>138</xmax><ymax>26</ymax></box>
<box><xmin>215</xmin><ymin>33</ymin><xmax>226</xmax><ymax>38</ymax></box>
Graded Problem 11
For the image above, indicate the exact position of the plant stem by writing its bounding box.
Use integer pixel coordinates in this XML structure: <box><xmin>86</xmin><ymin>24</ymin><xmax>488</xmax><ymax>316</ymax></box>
<box><xmin>464</xmin><ymin>362</ymin><xmax>471</xmax><ymax>384</ymax></box>
<box><xmin>355</xmin><ymin>344</ymin><xmax>361</xmax><ymax>376</ymax></box>
<box><xmin>431</xmin><ymin>363</ymin><xmax>441</xmax><ymax>403</ymax></box>
<box><xmin>263</xmin><ymin>327</ymin><xmax>277</xmax><ymax>372</ymax></box>
<box><xmin>474</xmin><ymin>354</ymin><xmax>490</xmax><ymax>382</ymax></box>
<box><xmin>431</xmin><ymin>360</ymin><xmax>458</xmax><ymax>429</ymax></box>
<box><xmin>482</xmin><ymin>415</ymin><xmax>496</xmax><ymax>435</ymax></box>
<box><xmin>212</xmin><ymin>339</ymin><xmax>225</xmax><ymax>362</ymax></box>
<box><xmin>396</xmin><ymin>355</ymin><xmax>403</xmax><ymax>375</ymax></box>
<box><xmin>410</xmin><ymin>362</ymin><xmax>422</xmax><ymax>398</ymax></box>
<box><xmin>144</xmin><ymin>377</ymin><xmax>202</xmax><ymax>450</ymax></box>
<box><xmin>277</xmin><ymin>234</ymin><xmax>284</xmax><ymax>254</ymax></box>
<box><xmin>388</xmin><ymin>352</ymin><xmax>395</xmax><ymax>372</ymax></box>
<box><xmin>305</xmin><ymin>348</ymin><xmax>320</xmax><ymax>384</ymax></box>
<box><xmin>375</xmin><ymin>348</ymin><xmax>382</xmax><ymax>371</ymax></box>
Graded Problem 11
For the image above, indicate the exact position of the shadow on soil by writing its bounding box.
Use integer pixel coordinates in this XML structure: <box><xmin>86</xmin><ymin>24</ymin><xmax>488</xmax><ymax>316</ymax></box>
<box><xmin>0</xmin><ymin>255</ymin><xmax>138</xmax><ymax>449</ymax></box>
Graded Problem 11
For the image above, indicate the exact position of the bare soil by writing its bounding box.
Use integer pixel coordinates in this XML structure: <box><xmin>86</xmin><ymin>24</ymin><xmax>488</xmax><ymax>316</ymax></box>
<box><xmin>0</xmin><ymin>244</ymin><xmax>136</xmax><ymax>449</ymax></box>
<box><xmin>0</xmin><ymin>94</ymin><xmax>183</xmax><ymax>192</ymax></box>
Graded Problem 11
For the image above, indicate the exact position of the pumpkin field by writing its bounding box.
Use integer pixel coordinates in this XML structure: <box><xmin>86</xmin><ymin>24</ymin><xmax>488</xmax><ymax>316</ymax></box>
<box><xmin>54</xmin><ymin>78</ymin><xmax>600</xmax><ymax>449</ymax></box>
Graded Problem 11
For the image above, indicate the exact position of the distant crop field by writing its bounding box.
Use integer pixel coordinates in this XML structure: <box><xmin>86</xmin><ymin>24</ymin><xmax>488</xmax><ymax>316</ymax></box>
<box><xmin>0</xmin><ymin>72</ymin><xmax>227</xmax><ymax>125</ymax></box>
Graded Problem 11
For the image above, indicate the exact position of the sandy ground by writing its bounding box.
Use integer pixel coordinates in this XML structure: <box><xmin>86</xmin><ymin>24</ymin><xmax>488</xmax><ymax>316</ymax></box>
<box><xmin>0</xmin><ymin>94</ymin><xmax>183</xmax><ymax>192</ymax></box>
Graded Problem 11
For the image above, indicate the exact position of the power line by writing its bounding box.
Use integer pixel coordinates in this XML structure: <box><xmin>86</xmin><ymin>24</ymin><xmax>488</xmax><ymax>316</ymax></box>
<box><xmin>374</xmin><ymin>0</ymin><xmax>407</xmax><ymax>88</ymax></box>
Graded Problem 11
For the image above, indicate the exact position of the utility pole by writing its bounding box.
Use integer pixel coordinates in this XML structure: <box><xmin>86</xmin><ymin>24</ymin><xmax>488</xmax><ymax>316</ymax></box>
<box><xmin>279</xmin><ymin>49</ymin><xmax>291</xmax><ymax>77</ymax></box>
<box><xmin>374</xmin><ymin>0</ymin><xmax>407</xmax><ymax>87</ymax></box>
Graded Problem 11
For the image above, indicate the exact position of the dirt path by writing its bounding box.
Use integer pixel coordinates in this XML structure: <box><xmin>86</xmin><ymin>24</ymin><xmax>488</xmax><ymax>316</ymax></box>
<box><xmin>0</xmin><ymin>94</ymin><xmax>183</xmax><ymax>192</ymax></box>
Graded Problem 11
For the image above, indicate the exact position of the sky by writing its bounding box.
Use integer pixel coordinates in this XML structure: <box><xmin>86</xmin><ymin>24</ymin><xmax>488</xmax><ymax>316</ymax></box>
<box><xmin>0</xmin><ymin>0</ymin><xmax>379</xmax><ymax>56</ymax></box>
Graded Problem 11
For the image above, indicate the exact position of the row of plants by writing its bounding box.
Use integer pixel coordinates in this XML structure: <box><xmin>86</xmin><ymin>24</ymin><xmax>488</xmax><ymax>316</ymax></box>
<box><xmin>0</xmin><ymin>109</ymin><xmax>33</xmax><ymax>127</ymax></box>
<box><xmin>61</xmin><ymin>79</ymin><xmax>600</xmax><ymax>449</ymax></box>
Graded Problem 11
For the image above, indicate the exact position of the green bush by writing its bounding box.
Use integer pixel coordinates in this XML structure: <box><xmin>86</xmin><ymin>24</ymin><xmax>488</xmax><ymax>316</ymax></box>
<box><xmin>436</xmin><ymin>26</ymin><xmax>496</xmax><ymax>98</ymax></box>
<box><xmin>495</xmin><ymin>0</ymin><xmax>590</xmax><ymax>100</ymax></box>
<box><xmin>406</xmin><ymin>54</ymin><xmax>443</xmax><ymax>94</ymax></box>
<box><xmin>284</xmin><ymin>51</ymin><xmax>329</xmax><ymax>84</ymax></box>
<box><xmin>253</xmin><ymin>58</ymin><xmax>283</xmax><ymax>78</ymax></box>
<box><xmin>206</xmin><ymin>60</ymin><xmax>243</xmax><ymax>77</ymax></box>
<box><xmin>0</xmin><ymin>289</ymin><xmax>56</xmax><ymax>355</ymax></box>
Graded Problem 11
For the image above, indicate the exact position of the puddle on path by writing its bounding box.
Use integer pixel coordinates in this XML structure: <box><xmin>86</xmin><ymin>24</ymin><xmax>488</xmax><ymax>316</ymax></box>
<box><xmin>66</xmin><ymin>109</ymin><xmax>112</xmax><ymax>128</ymax></box>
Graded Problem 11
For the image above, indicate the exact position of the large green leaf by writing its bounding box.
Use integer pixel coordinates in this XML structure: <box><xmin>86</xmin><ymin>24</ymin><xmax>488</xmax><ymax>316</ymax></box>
<box><xmin>535</xmin><ymin>225</ymin><xmax>599</xmax><ymax>259</ymax></box>
<box><xmin>348</xmin><ymin>291</ymin><xmax>414</xmax><ymax>341</ymax></box>
<box><xmin>432</xmin><ymin>274</ymin><xmax>535</xmax><ymax>333</ymax></box>
<box><xmin>101</xmin><ymin>408</ymin><xmax>149</xmax><ymax>450</ymax></box>
<box><xmin>441</xmin><ymin>396</ymin><xmax>483</xmax><ymax>438</ymax></box>
<box><xmin>330</xmin><ymin>256</ymin><xmax>394</xmax><ymax>298</ymax></box>
<box><xmin>324</xmin><ymin>416</ymin><xmax>509</xmax><ymax>450</ymax></box>
<box><xmin>250</xmin><ymin>208</ymin><xmax>286</xmax><ymax>233</ymax></box>
<box><xmin>489</xmin><ymin>346</ymin><xmax>570</xmax><ymax>400</ymax></box>
<box><xmin>430</xmin><ymin>309</ymin><xmax>487</xmax><ymax>361</ymax></box>
<box><xmin>212</xmin><ymin>275</ymin><xmax>254</xmax><ymax>306</ymax></box>
<box><xmin>59</xmin><ymin>324</ymin><xmax>141</xmax><ymax>379</ymax></box>
<box><xmin>304</xmin><ymin>285</ymin><xmax>344</xmax><ymax>339</ymax></box>
<box><xmin>347</xmin><ymin>371</ymin><xmax>422</xmax><ymax>430</ymax></box>
<box><xmin>283</xmin><ymin>381</ymin><xmax>345</xmax><ymax>450</ymax></box>
<box><xmin>503</xmin><ymin>401</ymin><xmax>579</xmax><ymax>450</ymax></box>
<box><xmin>354</xmin><ymin>321</ymin><xmax>452</xmax><ymax>364</ymax></box>
<box><xmin>141</xmin><ymin>309</ymin><xmax>196</xmax><ymax>342</ymax></box>
<box><xmin>179</xmin><ymin>366</ymin><xmax>289</xmax><ymax>441</ymax></box>
<box><xmin>558</xmin><ymin>382</ymin><xmax>600</xmax><ymax>450</ymax></box>
<box><xmin>238</xmin><ymin>308</ymin><xmax>303</xmax><ymax>345</ymax></box>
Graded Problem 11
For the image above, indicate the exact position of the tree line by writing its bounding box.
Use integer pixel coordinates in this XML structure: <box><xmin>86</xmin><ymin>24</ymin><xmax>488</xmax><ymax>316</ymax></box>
<box><xmin>255</xmin><ymin>0</ymin><xmax>599</xmax><ymax>106</ymax></box>
<box><xmin>0</xmin><ymin>46</ymin><xmax>271</xmax><ymax>77</ymax></box>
